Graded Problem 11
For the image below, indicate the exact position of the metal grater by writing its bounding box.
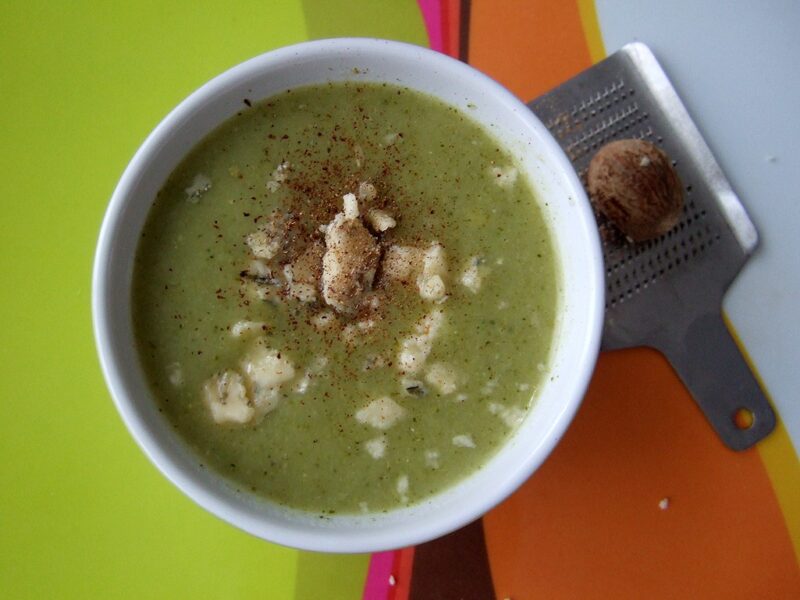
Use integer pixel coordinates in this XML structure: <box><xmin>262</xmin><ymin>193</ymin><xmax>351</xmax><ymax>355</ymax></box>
<box><xmin>528</xmin><ymin>42</ymin><xmax>775</xmax><ymax>450</ymax></box>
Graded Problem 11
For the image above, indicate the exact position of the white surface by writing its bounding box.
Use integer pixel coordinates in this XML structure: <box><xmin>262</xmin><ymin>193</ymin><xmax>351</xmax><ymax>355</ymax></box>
<box><xmin>596</xmin><ymin>1</ymin><xmax>800</xmax><ymax>452</ymax></box>
<box><xmin>93</xmin><ymin>38</ymin><xmax>605</xmax><ymax>552</ymax></box>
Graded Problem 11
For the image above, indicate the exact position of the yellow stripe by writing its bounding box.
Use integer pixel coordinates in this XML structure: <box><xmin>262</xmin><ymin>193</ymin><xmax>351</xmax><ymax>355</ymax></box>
<box><xmin>723</xmin><ymin>314</ymin><xmax>800</xmax><ymax>565</ymax></box>
<box><xmin>577</xmin><ymin>0</ymin><xmax>606</xmax><ymax>63</ymax></box>
<box><xmin>760</xmin><ymin>419</ymin><xmax>800</xmax><ymax>565</ymax></box>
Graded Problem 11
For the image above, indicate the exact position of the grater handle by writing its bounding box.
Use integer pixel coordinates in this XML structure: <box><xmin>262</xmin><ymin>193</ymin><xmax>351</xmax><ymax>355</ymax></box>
<box><xmin>659</xmin><ymin>312</ymin><xmax>776</xmax><ymax>451</ymax></box>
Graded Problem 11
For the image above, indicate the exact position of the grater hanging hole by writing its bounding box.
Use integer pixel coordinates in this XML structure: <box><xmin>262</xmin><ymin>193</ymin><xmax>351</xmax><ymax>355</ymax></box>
<box><xmin>733</xmin><ymin>407</ymin><xmax>755</xmax><ymax>430</ymax></box>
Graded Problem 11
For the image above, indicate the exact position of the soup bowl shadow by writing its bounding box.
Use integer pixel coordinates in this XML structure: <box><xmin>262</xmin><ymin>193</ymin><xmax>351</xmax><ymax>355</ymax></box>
<box><xmin>93</xmin><ymin>38</ymin><xmax>604</xmax><ymax>553</ymax></box>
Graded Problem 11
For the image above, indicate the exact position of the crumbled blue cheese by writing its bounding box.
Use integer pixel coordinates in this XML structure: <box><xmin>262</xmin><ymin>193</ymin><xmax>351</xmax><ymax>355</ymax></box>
<box><xmin>382</xmin><ymin>245</ymin><xmax>423</xmax><ymax>280</ymax></box>
<box><xmin>418</xmin><ymin>243</ymin><xmax>447</xmax><ymax>301</ymax></box>
<box><xmin>251</xmin><ymin>386</ymin><xmax>280</xmax><ymax>415</ymax></box>
<box><xmin>248</xmin><ymin>259</ymin><xmax>271</xmax><ymax>279</ymax></box>
<box><xmin>418</xmin><ymin>274</ymin><xmax>445</xmax><ymax>301</ymax></box>
<box><xmin>294</xmin><ymin>373</ymin><xmax>310</xmax><ymax>394</ymax></box>
<box><xmin>397</xmin><ymin>309</ymin><xmax>445</xmax><ymax>375</ymax></box>
<box><xmin>358</xmin><ymin>181</ymin><xmax>377</xmax><ymax>201</ymax></box>
<box><xmin>460</xmin><ymin>256</ymin><xmax>485</xmax><ymax>294</ymax></box>
<box><xmin>383</xmin><ymin>132</ymin><xmax>399</xmax><ymax>146</ymax></box>
<box><xmin>202</xmin><ymin>370</ymin><xmax>252</xmax><ymax>424</ymax></box>
<box><xmin>452</xmin><ymin>434</ymin><xmax>476</xmax><ymax>448</ymax></box>
<box><xmin>396</xmin><ymin>475</ymin><xmax>409</xmax><ymax>503</ymax></box>
<box><xmin>167</xmin><ymin>362</ymin><xmax>184</xmax><ymax>387</ymax></box>
<box><xmin>230</xmin><ymin>320</ymin><xmax>266</xmax><ymax>338</ymax></box>
<box><xmin>488</xmin><ymin>402</ymin><xmax>526</xmax><ymax>428</ymax></box>
<box><xmin>240</xmin><ymin>279</ymin><xmax>271</xmax><ymax>301</ymax></box>
<box><xmin>425</xmin><ymin>362</ymin><xmax>458</xmax><ymax>395</ymax></box>
<box><xmin>342</xmin><ymin>193</ymin><xmax>359</xmax><ymax>220</ymax></box>
<box><xmin>383</xmin><ymin>242</ymin><xmax>448</xmax><ymax>301</ymax></box>
<box><xmin>366</xmin><ymin>208</ymin><xmax>396</xmax><ymax>232</ymax></box>
<box><xmin>266</xmin><ymin>161</ymin><xmax>290</xmax><ymax>193</ymax></box>
<box><xmin>283</xmin><ymin>264</ymin><xmax>317</xmax><ymax>303</ymax></box>
<box><xmin>481</xmin><ymin>379</ymin><xmax>498</xmax><ymax>396</ymax></box>
<box><xmin>240</xmin><ymin>343</ymin><xmax>295</xmax><ymax>390</ymax></box>
<box><xmin>424</xmin><ymin>450</ymin><xmax>440</xmax><ymax>469</ymax></box>
<box><xmin>489</xmin><ymin>165</ymin><xmax>518</xmax><ymax>188</ymax></box>
<box><xmin>247</xmin><ymin>228</ymin><xmax>282</xmax><ymax>260</ymax></box>
<box><xmin>185</xmin><ymin>173</ymin><xmax>212</xmax><ymax>202</ymax></box>
<box><xmin>365</xmin><ymin>435</ymin><xmax>387</xmax><ymax>459</ymax></box>
<box><xmin>355</xmin><ymin>396</ymin><xmax>406</xmax><ymax>430</ymax></box>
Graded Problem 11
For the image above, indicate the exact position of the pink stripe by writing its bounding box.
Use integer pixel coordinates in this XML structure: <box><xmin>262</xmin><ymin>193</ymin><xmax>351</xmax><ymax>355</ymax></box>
<box><xmin>417</xmin><ymin>0</ymin><xmax>444</xmax><ymax>52</ymax></box>
<box><xmin>362</xmin><ymin>551</ymin><xmax>397</xmax><ymax>600</ymax></box>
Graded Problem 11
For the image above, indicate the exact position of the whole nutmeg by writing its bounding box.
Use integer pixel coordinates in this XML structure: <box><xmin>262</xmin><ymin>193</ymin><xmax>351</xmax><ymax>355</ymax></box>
<box><xmin>587</xmin><ymin>139</ymin><xmax>684</xmax><ymax>242</ymax></box>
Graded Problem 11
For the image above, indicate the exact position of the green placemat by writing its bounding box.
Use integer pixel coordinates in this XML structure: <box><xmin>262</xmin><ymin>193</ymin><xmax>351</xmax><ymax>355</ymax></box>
<box><xmin>0</xmin><ymin>1</ymin><xmax>425</xmax><ymax>598</ymax></box>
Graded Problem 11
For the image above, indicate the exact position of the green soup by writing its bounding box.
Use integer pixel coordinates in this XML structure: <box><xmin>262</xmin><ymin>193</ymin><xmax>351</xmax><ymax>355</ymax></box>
<box><xmin>132</xmin><ymin>82</ymin><xmax>558</xmax><ymax>514</ymax></box>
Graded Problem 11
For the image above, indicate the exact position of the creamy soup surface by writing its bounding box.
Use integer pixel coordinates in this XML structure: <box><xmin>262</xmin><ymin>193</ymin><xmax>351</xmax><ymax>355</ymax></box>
<box><xmin>132</xmin><ymin>82</ymin><xmax>558</xmax><ymax>514</ymax></box>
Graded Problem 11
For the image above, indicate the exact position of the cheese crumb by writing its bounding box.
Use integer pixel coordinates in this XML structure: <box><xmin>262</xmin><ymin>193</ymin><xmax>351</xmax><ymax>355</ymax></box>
<box><xmin>321</xmin><ymin>211</ymin><xmax>380</xmax><ymax>313</ymax></box>
<box><xmin>294</xmin><ymin>373</ymin><xmax>311</xmax><ymax>394</ymax></box>
<box><xmin>167</xmin><ymin>362</ymin><xmax>184</xmax><ymax>387</ymax></box>
<box><xmin>265</xmin><ymin>161</ymin><xmax>290</xmax><ymax>193</ymax></box>
<box><xmin>246</xmin><ymin>215</ymin><xmax>284</xmax><ymax>260</ymax></box>
<box><xmin>248</xmin><ymin>259</ymin><xmax>271</xmax><ymax>279</ymax></box>
<box><xmin>202</xmin><ymin>370</ymin><xmax>252</xmax><ymax>424</ymax></box>
<box><xmin>425</xmin><ymin>450</ymin><xmax>440</xmax><ymax>469</ymax></box>
<box><xmin>397</xmin><ymin>309</ymin><xmax>445</xmax><ymax>375</ymax></box>
<box><xmin>659</xmin><ymin>497</ymin><xmax>670</xmax><ymax>510</ymax></box>
<box><xmin>283</xmin><ymin>264</ymin><xmax>317</xmax><ymax>303</ymax></box>
<box><xmin>418</xmin><ymin>274</ymin><xmax>446</xmax><ymax>301</ymax></box>
<box><xmin>366</xmin><ymin>208</ymin><xmax>396</xmax><ymax>232</ymax></box>
<box><xmin>240</xmin><ymin>343</ymin><xmax>295</xmax><ymax>390</ymax></box>
<box><xmin>185</xmin><ymin>173</ymin><xmax>212</xmax><ymax>201</ymax></box>
<box><xmin>417</xmin><ymin>243</ymin><xmax>448</xmax><ymax>301</ymax></box>
<box><xmin>230</xmin><ymin>320</ymin><xmax>266</xmax><ymax>338</ymax></box>
<box><xmin>489</xmin><ymin>165</ymin><xmax>518</xmax><ymax>188</ymax></box>
<box><xmin>365</xmin><ymin>435</ymin><xmax>387</xmax><ymax>459</ymax></box>
<box><xmin>425</xmin><ymin>362</ymin><xmax>458</xmax><ymax>395</ymax></box>
<box><xmin>342</xmin><ymin>193</ymin><xmax>359</xmax><ymax>220</ymax></box>
<box><xmin>452</xmin><ymin>434</ymin><xmax>476</xmax><ymax>448</ymax></box>
<box><xmin>460</xmin><ymin>256</ymin><xmax>484</xmax><ymax>293</ymax></box>
<box><xmin>358</xmin><ymin>181</ymin><xmax>377</xmax><ymax>201</ymax></box>
<box><xmin>396</xmin><ymin>475</ymin><xmax>409</xmax><ymax>502</ymax></box>
<box><xmin>488</xmin><ymin>402</ymin><xmax>526</xmax><ymax>428</ymax></box>
<box><xmin>382</xmin><ymin>245</ymin><xmax>424</xmax><ymax>280</ymax></box>
<box><xmin>355</xmin><ymin>397</ymin><xmax>406</xmax><ymax>430</ymax></box>
<box><xmin>481</xmin><ymin>379</ymin><xmax>498</xmax><ymax>395</ymax></box>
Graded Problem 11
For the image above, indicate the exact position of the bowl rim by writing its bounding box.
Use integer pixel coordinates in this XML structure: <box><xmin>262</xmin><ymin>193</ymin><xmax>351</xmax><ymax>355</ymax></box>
<box><xmin>92</xmin><ymin>37</ymin><xmax>605</xmax><ymax>553</ymax></box>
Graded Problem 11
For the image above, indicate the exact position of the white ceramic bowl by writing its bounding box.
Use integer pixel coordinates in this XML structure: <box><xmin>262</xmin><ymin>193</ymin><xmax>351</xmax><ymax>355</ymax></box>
<box><xmin>93</xmin><ymin>38</ymin><xmax>604</xmax><ymax>553</ymax></box>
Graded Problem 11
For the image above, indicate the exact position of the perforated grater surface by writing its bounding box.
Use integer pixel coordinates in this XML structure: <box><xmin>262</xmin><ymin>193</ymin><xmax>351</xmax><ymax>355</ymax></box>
<box><xmin>528</xmin><ymin>42</ymin><xmax>775</xmax><ymax>450</ymax></box>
